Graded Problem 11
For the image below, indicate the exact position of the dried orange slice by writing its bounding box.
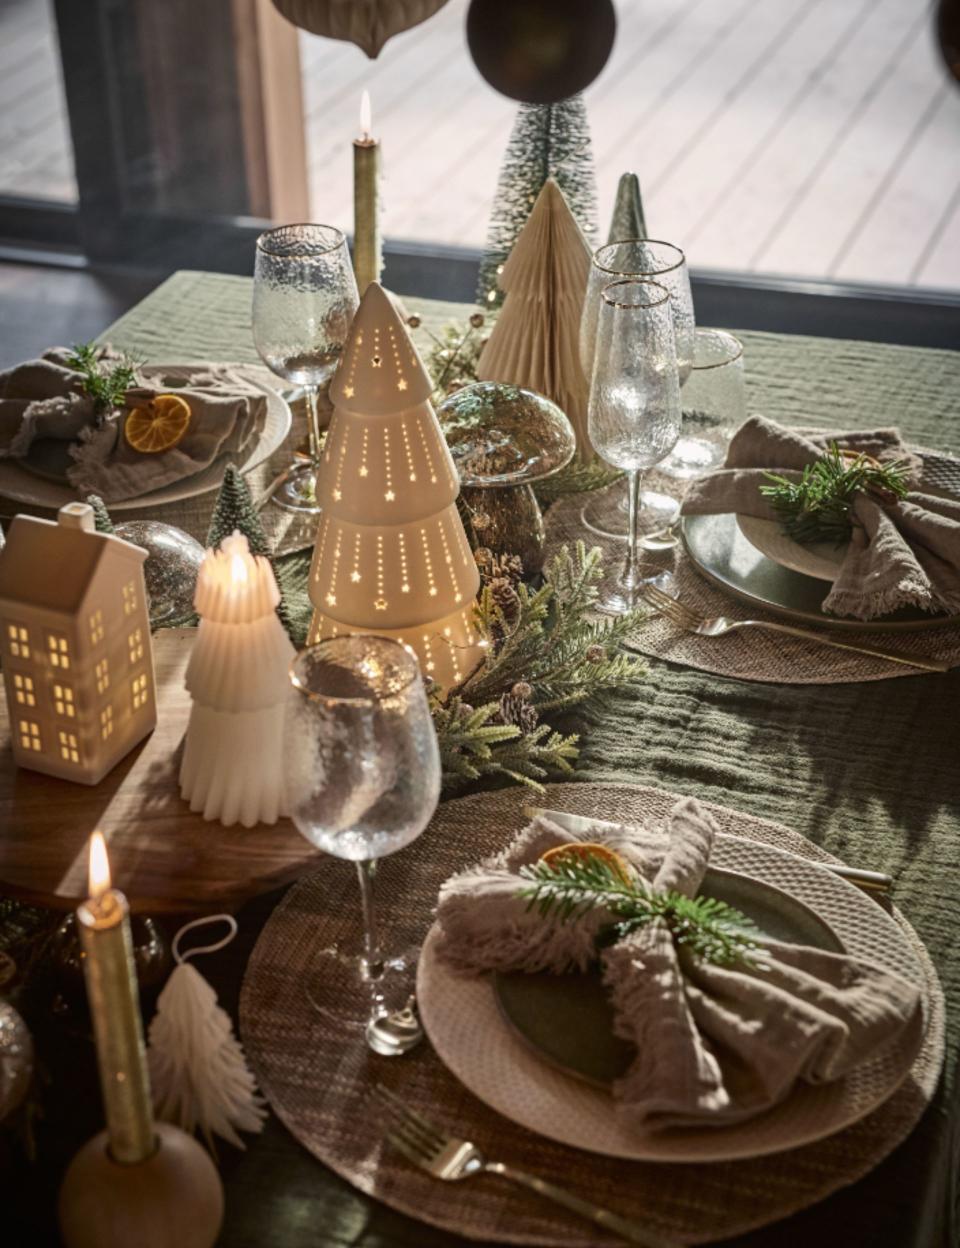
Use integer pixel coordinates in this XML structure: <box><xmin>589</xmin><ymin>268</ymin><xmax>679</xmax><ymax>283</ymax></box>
<box><xmin>540</xmin><ymin>841</ymin><xmax>633</xmax><ymax>883</ymax></box>
<box><xmin>124</xmin><ymin>393</ymin><xmax>192</xmax><ymax>454</ymax></box>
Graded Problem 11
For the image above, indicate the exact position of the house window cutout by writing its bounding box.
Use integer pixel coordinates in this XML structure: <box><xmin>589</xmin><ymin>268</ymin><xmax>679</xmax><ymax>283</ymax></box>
<box><xmin>100</xmin><ymin>706</ymin><xmax>114</xmax><ymax>740</ymax></box>
<box><xmin>89</xmin><ymin>609</ymin><xmax>105</xmax><ymax>645</ymax></box>
<box><xmin>19</xmin><ymin>720</ymin><xmax>41</xmax><ymax>752</ymax></box>
<box><xmin>122</xmin><ymin>582</ymin><xmax>137</xmax><ymax>616</ymax></box>
<box><xmin>132</xmin><ymin>673</ymin><xmax>149</xmax><ymax>710</ymax></box>
<box><xmin>128</xmin><ymin>628</ymin><xmax>144</xmax><ymax>664</ymax></box>
<box><xmin>58</xmin><ymin>729</ymin><xmax>80</xmax><ymax>764</ymax></box>
<box><xmin>47</xmin><ymin>634</ymin><xmax>70</xmax><ymax>669</ymax></box>
<box><xmin>13</xmin><ymin>674</ymin><xmax>36</xmax><ymax>707</ymax></box>
<box><xmin>54</xmin><ymin>684</ymin><xmax>76</xmax><ymax>718</ymax></box>
<box><xmin>95</xmin><ymin>658</ymin><xmax>110</xmax><ymax>695</ymax></box>
<box><xmin>7</xmin><ymin>623</ymin><xmax>29</xmax><ymax>658</ymax></box>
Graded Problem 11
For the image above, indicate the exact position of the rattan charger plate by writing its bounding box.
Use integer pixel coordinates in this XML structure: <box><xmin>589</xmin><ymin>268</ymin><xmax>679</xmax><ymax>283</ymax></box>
<box><xmin>239</xmin><ymin>782</ymin><xmax>945</xmax><ymax>1246</ymax></box>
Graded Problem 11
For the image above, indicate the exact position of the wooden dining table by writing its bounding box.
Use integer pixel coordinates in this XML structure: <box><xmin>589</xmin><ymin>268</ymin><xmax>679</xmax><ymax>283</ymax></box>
<box><xmin>2</xmin><ymin>271</ymin><xmax>959</xmax><ymax>1247</ymax></box>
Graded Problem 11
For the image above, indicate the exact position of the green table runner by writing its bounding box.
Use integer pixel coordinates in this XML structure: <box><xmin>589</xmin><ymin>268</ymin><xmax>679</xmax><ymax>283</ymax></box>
<box><xmin>103</xmin><ymin>272</ymin><xmax>960</xmax><ymax>1247</ymax></box>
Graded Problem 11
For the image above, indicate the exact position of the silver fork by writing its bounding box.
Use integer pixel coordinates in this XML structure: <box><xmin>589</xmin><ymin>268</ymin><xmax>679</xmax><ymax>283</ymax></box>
<box><xmin>640</xmin><ymin>582</ymin><xmax>950</xmax><ymax>673</ymax></box>
<box><xmin>375</xmin><ymin>1085</ymin><xmax>679</xmax><ymax>1248</ymax></box>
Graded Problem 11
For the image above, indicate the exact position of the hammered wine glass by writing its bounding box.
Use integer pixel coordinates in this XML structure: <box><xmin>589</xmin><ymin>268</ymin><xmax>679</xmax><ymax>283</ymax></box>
<box><xmin>580</xmin><ymin>239</ymin><xmax>694</xmax><ymax>544</ymax></box>
<box><xmin>588</xmin><ymin>279</ymin><xmax>681</xmax><ymax>613</ymax></box>
<box><xmin>284</xmin><ymin>636</ymin><xmax>441</xmax><ymax>1056</ymax></box>
<box><xmin>253</xmin><ymin>224</ymin><xmax>359</xmax><ymax>513</ymax></box>
<box><xmin>666</xmin><ymin>328</ymin><xmax>746</xmax><ymax>477</ymax></box>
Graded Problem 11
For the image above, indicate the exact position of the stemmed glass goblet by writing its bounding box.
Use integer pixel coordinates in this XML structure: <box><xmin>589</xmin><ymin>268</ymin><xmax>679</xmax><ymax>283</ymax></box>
<box><xmin>580</xmin><ymin>239</ymin><xmax>694</xmax><ymax>544</ymax></box>
<box><xmin>588</xmin><ymin>279</ymin><xmax>681</xmax><ymax>613</ymax></box>
<box><xmin>284</xmin><ymin>636</ymin><xmax>441</xmax><ymax>1056</ymax></box>
<box><xmin>252</xmin><ymin>224</ymin><xmax>359</xmax><ymax>513</ymax></box>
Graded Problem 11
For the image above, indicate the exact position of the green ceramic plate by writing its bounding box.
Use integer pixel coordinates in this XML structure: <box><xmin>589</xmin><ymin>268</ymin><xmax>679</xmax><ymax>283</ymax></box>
<box><xmin>493</xmin><ymin>867</ymin><xmax>842</xmax><ymax>1087</ymax></box>
<box><xmin>682</xmin><ymin>512</ymin><xmax>960</xmax><ymax>633</ymax></box>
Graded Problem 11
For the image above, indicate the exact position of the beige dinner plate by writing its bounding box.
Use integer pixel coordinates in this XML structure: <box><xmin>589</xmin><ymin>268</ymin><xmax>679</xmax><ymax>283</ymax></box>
<box><xmin>0</xmin><ymin>364</ymin><xmax>291</xmax><ymax>512</ymax></box>
<box><xmin>736</xmin><ymin>514</ymin><xmax>845</xmax><ymax>581</ymax></box>
<box><xmin>417</xmin><ymin>832</ymin><xmax>926</xmax><ymax>1163</ymax></box>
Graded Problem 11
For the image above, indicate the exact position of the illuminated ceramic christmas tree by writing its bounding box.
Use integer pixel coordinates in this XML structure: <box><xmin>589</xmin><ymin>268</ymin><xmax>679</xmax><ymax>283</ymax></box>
<box><xmin>476</xmin><ymin>179</ymin><xmax>593</xmax><ymax>462</ymax></box>
<box><xmin>308</xmin><ymin>283</ymin><xmax>483</xmax><ymax>691</ymax></box>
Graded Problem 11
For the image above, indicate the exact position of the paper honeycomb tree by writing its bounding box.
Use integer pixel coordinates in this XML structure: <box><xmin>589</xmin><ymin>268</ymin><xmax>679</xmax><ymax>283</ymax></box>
<box><xmin>179</xmin><ymin>532</ymin><xmax>295</xmax><ymax>828</ymax></box>
<box><xmin>476</xmin><ymin>178</ymin><xmax>593</xmax><ymax>462</ymax></box>
<box><xmin>308</xmin><ymin>282</ymin><xmax>484</xmax><ymax>691</ymax></box>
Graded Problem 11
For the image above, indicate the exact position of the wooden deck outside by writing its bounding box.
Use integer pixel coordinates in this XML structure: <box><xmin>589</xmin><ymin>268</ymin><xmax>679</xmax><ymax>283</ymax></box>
<box><xmin>2</xmin><ymin>0</ymin><xmax>958</xmax><ymax>291</ymax></box>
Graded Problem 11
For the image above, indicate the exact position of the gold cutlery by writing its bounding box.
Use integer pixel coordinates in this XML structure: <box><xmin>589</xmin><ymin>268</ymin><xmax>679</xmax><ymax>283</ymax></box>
<box><xmin>640</xmin><ymin>581</ymin><xmax>950</xmax><ymax>674</ymax></box>
<box><xmin>375</xmin><ymin>1085</ymin><xmax>679</xmax><ymax>1248</ymax></box>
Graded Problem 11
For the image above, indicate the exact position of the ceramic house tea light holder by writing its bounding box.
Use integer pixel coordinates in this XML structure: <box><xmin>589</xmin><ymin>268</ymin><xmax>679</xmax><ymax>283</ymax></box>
<box><xmin>0</xmin><ymin>502</ymin><xmax>156</xmax><ymax>785</ymax></box>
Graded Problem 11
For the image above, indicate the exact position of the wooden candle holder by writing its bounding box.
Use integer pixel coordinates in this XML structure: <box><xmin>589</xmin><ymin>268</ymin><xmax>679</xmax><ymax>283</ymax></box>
<box><xmin>59</xmin><ymin>1122</ymin><xmax>223</xmax><ymax>1248</ymax></box>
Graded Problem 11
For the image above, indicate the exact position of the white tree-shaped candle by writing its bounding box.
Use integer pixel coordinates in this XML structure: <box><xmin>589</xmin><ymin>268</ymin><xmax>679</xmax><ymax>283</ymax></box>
<box><xmin>180</xmin><ymin>532</ymin><xmax>295</xmax><ymax>827</ymax></box>
<box><xmin>308</xmin><ymin>282</ymin><xmax>484</xmax><ymax>691</ymax></box>
<box><xmin>476</xmin><ymin>178</ymin><xmax>593</xmax><ymax>461</ymax></box>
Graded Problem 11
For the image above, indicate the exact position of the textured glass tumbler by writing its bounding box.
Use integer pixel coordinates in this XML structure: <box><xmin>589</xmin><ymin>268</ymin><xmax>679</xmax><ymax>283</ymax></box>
<box><xmin>588</xmin><ymin>280</ymin><xmax>681</xmax><ymax>614</ymax></box>
<box><xmin>580</xmin><ymin>240</ymin><xmax>694</xmax><ymax>542</ymax></box>
<box><xmin>660</xmin><ymin>328</ymin><xmax>746</xmax><ymax>479</ymax></box>
<box><xmin>253</xmin><ymin>224</ymin><xmax>359</xmax><ymax>513</ymax></box>
<box><xmin>284</xmin><ymin>637</ymin><xmax>441</xmax><ymax>1055</ymax></box>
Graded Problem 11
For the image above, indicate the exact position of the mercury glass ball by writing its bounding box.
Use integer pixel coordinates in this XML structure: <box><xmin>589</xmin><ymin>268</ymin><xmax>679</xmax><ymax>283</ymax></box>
<box><xmin>114</xmin><ymin>521</ymin><xmax>205</xmax><ymax>626</ymax></box>
<box><xmin>0</xmin><ymin>999</ymin><xmax>33</xmax><ymax>1123</ymax></box>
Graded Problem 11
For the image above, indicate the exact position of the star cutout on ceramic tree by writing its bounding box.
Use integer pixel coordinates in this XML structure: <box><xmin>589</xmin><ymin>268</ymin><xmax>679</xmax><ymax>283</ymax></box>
<box><xmin>374</xmin><ymin>598</ymin><xmax>388</xmax><ymax>611</ymax></box>
<box><xmin>350</xmin><ymin>571</ymin><xmax>361</xmax><ymax>583</ymax></box>
<box><xmin>384</xmin><ymin>490</ymin><xmax>396</xmax><ymax>501</ymax></box>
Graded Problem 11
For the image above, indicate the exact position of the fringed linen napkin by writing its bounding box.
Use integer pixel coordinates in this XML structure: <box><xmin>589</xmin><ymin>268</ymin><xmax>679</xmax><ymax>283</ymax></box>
<box><xmin>680</xmin><ymin>416</ymin><xmax>960</xmax><ymax>620</ymax></box>
<box><xmin>0</xmin><ymin>348</ymin><xmax>266</xmax><ymax>502</ymax></box>
<box><xmin>435</xmin><ymin>799</ymin><xmax>922</xmax><ymax>1134</ymax></box>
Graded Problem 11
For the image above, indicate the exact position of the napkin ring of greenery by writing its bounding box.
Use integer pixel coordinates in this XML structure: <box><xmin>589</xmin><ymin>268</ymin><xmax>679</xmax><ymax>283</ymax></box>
<box><xmin>519</xmin><ymin>851</ymin><xmax>760</xmax><ymax>968</ymax></box>
<box><xmin>760</xmin><ymin>442</ymin><xmax>910</xmax><ymax>545</ymax></box>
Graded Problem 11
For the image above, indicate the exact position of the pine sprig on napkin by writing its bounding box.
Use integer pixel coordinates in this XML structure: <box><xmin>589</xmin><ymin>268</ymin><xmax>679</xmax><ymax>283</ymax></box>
<box><xmin>519</xmin><ymin>853</ymin><xmax>760</xmax><ymax>967</ymax></box>
<box><xmin>760</xmin><ymin>442</ymin><xmax>910</xmax><ymax>545</ymax></box>
<box><xmin>66</xmin><ymin>342</ymin><xmax>140</xmax><ymax>417</ymax></box>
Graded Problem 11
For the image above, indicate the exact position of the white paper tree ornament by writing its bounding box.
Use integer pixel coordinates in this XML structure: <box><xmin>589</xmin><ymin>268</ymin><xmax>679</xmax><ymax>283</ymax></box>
<box><xmin>148</xmin><ymin>916</ymin><xmax>266</xmax><ymax>1151</ymax></box>
<box><xmin>476</xmin><ymin>178</ymin><xmax>594</xmax><ymax>462</ymax></box>
<box><xmin>179</xmin><ymin>531</ymin><xmax>295</xmax><ymax>827</ymax></box>
<box><xmin>308</xmin><ymin>282</ymin><xmax>484</xmax><ymax>690</ymax></box>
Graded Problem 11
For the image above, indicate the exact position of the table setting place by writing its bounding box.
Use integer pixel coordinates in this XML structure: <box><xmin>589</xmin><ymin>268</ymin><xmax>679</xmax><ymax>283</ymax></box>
<box><xmin>0</xmin><ymin>67</ymin><xmax>958</xmax><ymax>1248</ymax></box>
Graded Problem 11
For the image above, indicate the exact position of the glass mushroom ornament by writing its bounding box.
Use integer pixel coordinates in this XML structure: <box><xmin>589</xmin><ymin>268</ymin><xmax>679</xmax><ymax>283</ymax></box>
<box><xmin>308</xmin><ymin>282</ymin><xmax>485</xmax><ymax>692</ymax></box>
<box><xmin>179</xmin><ymin>532</ymin><xmax>295</xmax><ymax>828</ymax></box>
<box><xmin>438</xmin><ymin>381</ymin><xmax>575</xmax><ymax>577</ymax></box>
<box><xmin>0</xmin><ymin>502</ymin><xmax>156</xmax><ymax>785</ymax></box>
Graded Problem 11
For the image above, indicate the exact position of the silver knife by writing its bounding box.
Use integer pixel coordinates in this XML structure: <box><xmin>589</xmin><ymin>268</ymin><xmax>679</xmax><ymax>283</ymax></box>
<box><xmin>522</xmin><ymin>805</ymin><xmax>892</xmax><ymax>897</ymax></box>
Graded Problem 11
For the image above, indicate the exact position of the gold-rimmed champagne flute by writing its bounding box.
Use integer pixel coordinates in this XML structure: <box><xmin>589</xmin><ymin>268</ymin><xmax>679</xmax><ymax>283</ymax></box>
<box><xmin>588</xmin><ymin>279</ymin><xmax>682</xmax><ymax>612</ymax></box>
<box><xmin>580</xmin><ymin>239</ymin><xmax>694</xmax><ymax>545</ymax></box>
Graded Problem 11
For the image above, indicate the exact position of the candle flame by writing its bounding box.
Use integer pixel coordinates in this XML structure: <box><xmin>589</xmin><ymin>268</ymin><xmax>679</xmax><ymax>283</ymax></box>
<box><xmin>360</xmin><ymin>90</ymin><xmax>372</xmax><ymax>140</ymax></box>
<box><xmin>88</xmin><ymin>830</ymin><xmax>111</xmax><ymax>900</ymax></box>
<box><xmin>230</xmin><ymin>552</ymin><xmax>249</xmax><ymax>585</ymax></box>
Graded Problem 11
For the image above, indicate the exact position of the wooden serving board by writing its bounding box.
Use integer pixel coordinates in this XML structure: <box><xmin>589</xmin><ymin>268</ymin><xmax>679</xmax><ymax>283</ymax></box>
<box><xmin>0</xmin><ymin>629</ymin><xmax>320</xmax><ymax>913</ymax></box>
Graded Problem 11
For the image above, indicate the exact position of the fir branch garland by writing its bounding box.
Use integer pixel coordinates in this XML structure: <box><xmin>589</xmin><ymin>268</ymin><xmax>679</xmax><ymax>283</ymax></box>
<box><xmin>518</xmin><ymin>853</ymin><xmax>760</xmax><ymax>967</ymax></box>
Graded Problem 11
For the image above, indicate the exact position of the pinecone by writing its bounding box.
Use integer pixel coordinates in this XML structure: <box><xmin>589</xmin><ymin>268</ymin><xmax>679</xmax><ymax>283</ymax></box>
<box><xmin>585</xmin><ymin>643</ymin><xmax>607</xmax><ymax>663</ymax></box>
<box><xmin>511</xmin><ymin>680</ymin><xmax>533</xmax><ymax>699</ymax></box>
<box><xmin>475</xmin><ymin>548</ymin><xmax>524</xmax><ymax>587</ymax></box>
<box><xmin>490</xmin><ymin>576</ymin><xmax>521</xmax><ymax>630</ymax></box>
<box><xmin>497</xmin><ymin>691</ymin><xmax>539</xmax><ymax>735</ymax></box>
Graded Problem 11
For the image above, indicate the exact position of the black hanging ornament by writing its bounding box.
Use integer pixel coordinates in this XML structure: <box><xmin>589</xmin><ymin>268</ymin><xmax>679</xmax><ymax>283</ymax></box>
<box><xmin>466</xmin><ymin>0</ymin><xmax>617</xmax><ymax>104</ymax></box>
<box><xmin>938</xmin><ymin>0</ymin><xmax>960</xmax><ymax>83</ymax></box>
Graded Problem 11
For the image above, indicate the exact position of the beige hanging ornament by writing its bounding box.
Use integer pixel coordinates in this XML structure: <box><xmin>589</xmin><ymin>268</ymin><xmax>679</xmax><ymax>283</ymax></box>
<box><xmin>271</xmin><ymin>0</ymin><xmax>448</xmax><ymax>57</ymax></box>
<box><xmin>148</xmin><ymin>916</ymin><xmax>266</xmax><ymax>1152</ymax></box>
<box><xmin>309</xmin><ymin>282</ymin><xmax>484</xmax><ymax>691</ymax></box>
<box><xmin>476</xmin><ymin>178</ymin><xmax>594</xmax><ymax>462</ymax></box>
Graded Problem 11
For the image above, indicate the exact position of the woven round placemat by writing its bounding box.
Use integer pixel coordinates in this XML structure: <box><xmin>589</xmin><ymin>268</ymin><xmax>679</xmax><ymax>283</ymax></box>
<box><xmin>239</xmin><ymin>782</ymin><xmax>944</xmax><ymax>1246</ymax></box>
<box><xmin>543</xmin><ymin>464</ymin><xmax>960</xmax><ymax>685</ymax></box>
